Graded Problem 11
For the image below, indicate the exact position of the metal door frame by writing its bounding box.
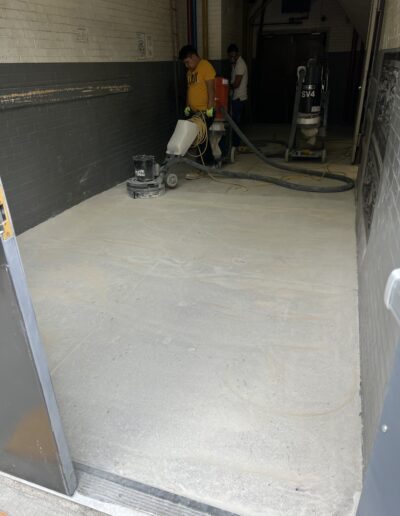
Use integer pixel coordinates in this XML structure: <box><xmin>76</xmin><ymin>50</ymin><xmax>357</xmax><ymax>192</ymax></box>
<box><xmin>0</xmin><ymin>179</ymin><xmax>76</xmax><ymax>495</ymax></box>
<box><xmin>352</xmin><ymin>0</ymin><xmax>385</xmax><ymax>163</ymax></box>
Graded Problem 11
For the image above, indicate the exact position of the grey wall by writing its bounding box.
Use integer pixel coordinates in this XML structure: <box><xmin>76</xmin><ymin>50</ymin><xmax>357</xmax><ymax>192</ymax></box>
<box><xmin>0</xmin><ymin>62</ymin><xmax>179</xmax><ymax>234</ymax></box>
<box><xmin>357</xmin><ymin>48</ymin><xmax>400</xmax><ymax>464</ymax></box>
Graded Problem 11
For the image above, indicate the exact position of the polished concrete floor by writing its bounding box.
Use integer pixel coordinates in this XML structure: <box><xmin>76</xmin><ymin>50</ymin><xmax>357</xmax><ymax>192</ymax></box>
<box><xmin>18</xmin><ymin>134</ymin><xmax>362</xmax><ymax>516</ymax></box>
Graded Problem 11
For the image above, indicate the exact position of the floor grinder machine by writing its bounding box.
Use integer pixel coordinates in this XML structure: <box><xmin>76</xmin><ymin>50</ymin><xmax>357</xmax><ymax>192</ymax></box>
<box><xmin>127</xmin><ymin>77</ymin><xmax>231</xmax><ymax>199</ymax></box>
<box><xmin>126</xmin><ymin>155</ymin><xmax>178</xmax><ymax>199</ymax></box>
<box><xmin>126</xmin><ymin>117</ymin><xmax>211</xmax><ymax>199</ymax></box>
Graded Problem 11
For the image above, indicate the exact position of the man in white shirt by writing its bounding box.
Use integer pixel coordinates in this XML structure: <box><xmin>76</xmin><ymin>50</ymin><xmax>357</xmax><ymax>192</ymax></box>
<box><xmin>227</xmin><ymin>43</ymin><xmax>248</xmax><ymax>148</ymax></box>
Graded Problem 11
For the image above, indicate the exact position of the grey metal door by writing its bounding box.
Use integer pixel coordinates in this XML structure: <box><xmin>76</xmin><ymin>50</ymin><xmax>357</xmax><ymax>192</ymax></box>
<box><xmin>0</xmin><ymin>179</ymin><xmax>76</xmax><ymax>495</ymax></box>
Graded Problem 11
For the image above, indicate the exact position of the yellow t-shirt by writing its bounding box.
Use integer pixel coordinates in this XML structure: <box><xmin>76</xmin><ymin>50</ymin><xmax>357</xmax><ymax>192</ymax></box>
<box><xmin>187</xmin><ymin>59</ymin><xmax>216</xmax><ymax>111</ymax></box>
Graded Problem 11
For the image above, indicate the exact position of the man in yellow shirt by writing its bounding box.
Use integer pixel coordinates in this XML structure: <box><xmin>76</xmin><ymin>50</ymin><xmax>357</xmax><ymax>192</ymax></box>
<box><xmin>179</xmin><ymin>45</ymin><xmax>216</xmax><ymax>165</ymax></box>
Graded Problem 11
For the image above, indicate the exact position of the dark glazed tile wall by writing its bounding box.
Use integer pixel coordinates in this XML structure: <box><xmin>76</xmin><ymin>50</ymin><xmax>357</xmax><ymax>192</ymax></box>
<box><xmin>0</xmin><ymin>62</ymin><xmax>179</xmax><ymax>234</ymax></box>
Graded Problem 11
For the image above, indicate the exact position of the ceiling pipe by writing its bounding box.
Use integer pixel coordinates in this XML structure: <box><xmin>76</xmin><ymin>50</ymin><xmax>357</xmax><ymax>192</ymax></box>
<box><xmin>202</xmin><ymin>0</ymin><xmax>209</xmax><ymax>59</ymax></box>
<box><xmin>187</xmin><ymin>0</ymin><xmax>192</xmax><ymax>44</ymax></box>
<box><xmin>170</xmin><ymin>0</ymin><xmax>180</xmax><ymax>116</ymax></box>
<box><xmin>191</xmin><ymin>0</ymin><xmax>198</xmax><ymax>50</ymax></box>
<box><xmin>242</xmin><ymin>0</ymin><xmax>250</xmax><ymax>61</ymax></box>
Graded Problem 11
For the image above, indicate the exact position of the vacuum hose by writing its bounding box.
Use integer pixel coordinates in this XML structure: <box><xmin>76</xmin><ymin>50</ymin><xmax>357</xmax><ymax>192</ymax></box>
<box><xmin>220</xmin><ymin>108</ymin><xmax>354</xmax><ymax>193</ymax></box>
<box><xmin>166</xmin><ymin>109</ymin><xmax>354</xmax><ymax>193</ymax></box>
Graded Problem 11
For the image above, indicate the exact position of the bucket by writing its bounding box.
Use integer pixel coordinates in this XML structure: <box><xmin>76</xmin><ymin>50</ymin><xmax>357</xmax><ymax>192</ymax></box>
<box><xmin>132</xmin><ymin>155</ymin><xmax>155</xmax><ymax>182</ymax></box>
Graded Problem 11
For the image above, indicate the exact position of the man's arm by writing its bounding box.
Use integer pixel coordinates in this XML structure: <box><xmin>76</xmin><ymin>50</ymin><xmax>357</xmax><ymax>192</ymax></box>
<box><xmin>232</xmin><ymin>59</ymin><xmax>246</xmax><ymax>90</ymax></box>
<box><xmin>232</xmin><ymin>74</ymin><xmax>243</xmax><ymax>90</ymax></box>
<box><xmin>206</xmin><ymin>79</ymin><xmax>215</xmax><ymax>109</ymax></box>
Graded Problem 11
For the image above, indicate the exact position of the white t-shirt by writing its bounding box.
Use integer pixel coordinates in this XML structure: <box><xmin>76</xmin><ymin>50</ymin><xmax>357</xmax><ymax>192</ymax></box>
<box><xmin>231</xmin><ymin>56</ymin><xmax>248</xmax><ymax>101</ymax></box>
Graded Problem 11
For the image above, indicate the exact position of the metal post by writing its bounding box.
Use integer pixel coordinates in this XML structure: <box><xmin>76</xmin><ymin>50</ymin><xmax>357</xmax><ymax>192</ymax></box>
<box><xmin>202</xmin><ymin>0</ymin><xmax>208</xmax><ymax>59</ymax></box>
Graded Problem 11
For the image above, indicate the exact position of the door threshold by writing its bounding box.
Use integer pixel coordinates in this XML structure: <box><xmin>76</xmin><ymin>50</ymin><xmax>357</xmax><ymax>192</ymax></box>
<box><xmin>0</xmin><ymin>464</ymin><xmax>238</xmax><ymax>516</ymax></box>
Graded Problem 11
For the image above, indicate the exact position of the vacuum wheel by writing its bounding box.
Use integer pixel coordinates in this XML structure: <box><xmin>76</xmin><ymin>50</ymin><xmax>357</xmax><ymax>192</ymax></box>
<box><xmin>165</xmin><ymin>172</ymin><xmax>178</xmax><ymax>189</ymax></box>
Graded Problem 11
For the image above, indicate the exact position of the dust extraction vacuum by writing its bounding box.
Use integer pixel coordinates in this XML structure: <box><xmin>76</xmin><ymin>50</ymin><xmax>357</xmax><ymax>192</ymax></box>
<box><xmin>127</xmin><ymin>73</ymin><xmax>354</xmax><ymax>197</ymax></box>
<box><xmin>286</xmin><ymin>58</ymin><xmax>329</xmax><ymax>163</ymax></box>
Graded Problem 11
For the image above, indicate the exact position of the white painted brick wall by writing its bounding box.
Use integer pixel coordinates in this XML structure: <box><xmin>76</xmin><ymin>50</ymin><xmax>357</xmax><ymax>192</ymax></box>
<box><xmin>0</xmin><ymin>0</ymin><xmax>187</xmax><ymax>63</ymax></box>
<box><xmin>381</xmin><ymin>0</ymin><xmax>400</xmax><ymax>49</ymax></box>
<box><xmin>250</xmin><ymin>0</ymin><xmax>354</xmax><ymax>54</ymax></box>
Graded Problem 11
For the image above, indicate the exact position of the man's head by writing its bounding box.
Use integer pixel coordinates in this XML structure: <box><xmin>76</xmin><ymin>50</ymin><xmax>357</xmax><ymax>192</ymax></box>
<box><xmin>227</xmin><ymin>43</ymin><xmax>240</xmax><ymax>64</ymax></box>
<box><xmin>179</xmin><ymin>45</ymin><xmax>200</xmax><ymax>71</ymax></box>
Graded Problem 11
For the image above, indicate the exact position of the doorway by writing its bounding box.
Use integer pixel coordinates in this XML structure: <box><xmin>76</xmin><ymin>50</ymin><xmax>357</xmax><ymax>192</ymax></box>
<box><xmin>253</xmin><ymin>32</ymin><xmax>327</xmax><ymax>123</ymax></box>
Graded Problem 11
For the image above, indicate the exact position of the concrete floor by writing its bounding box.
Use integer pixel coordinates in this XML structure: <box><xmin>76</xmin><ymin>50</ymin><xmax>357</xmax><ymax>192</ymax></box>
<box><xmin>17</xmin><ymin>132</ymin><xmax>362</xmax><ymax>515</ymax></box>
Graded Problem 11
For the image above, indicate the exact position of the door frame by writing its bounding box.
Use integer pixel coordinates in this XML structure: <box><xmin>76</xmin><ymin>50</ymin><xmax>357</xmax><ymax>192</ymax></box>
<box><xmin>0</xmin><ymin>179</ymin><xmax>76</xmax><ymax>495</ymax></box>
<box><xmin>254</xmin><ymin>30</ymin><xmax>328</xmax><ymax>123</ymax></box>
<box><xmin>351</xmin><ymin>0</ymin><xmax>386</xmax><ymax>163</ymax></box>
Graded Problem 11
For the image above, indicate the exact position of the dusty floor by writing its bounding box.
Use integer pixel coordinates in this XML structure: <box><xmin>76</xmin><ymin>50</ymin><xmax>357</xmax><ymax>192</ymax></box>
<box><xmin>17</xmin><ymin>130</ymin><xmax>362</xmax><ymax>516</ymax></box>
<box><xmin>0</xmin><ymin>474</ymin><xmax>103</xmax><ymax>516</ymax></box>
